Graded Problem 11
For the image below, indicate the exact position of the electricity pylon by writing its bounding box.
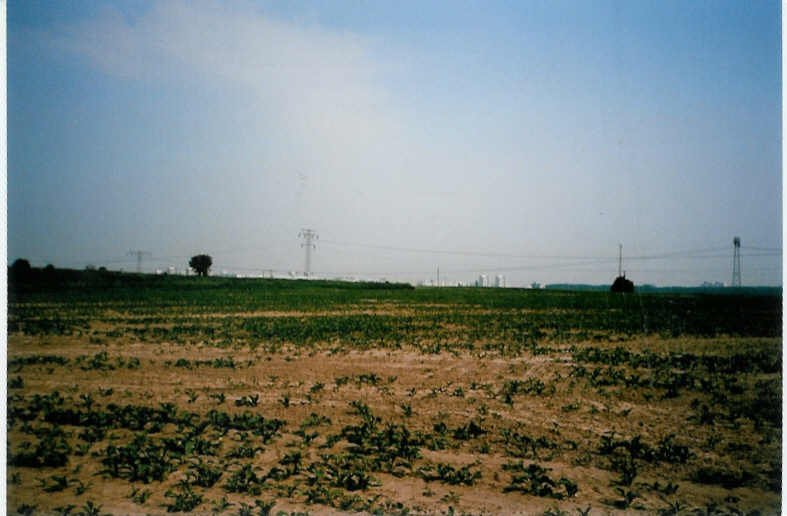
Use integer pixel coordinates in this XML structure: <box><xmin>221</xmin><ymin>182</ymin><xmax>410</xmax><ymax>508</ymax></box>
<box><xmin>127</xmin><ymin>250</ymin><xmax>151</xmax><ymax>273</ymax></box>
<box><xmin>299</xmin><ymin>229</ymin><xmax>317</xmax><ymax>277</ymax></box>
<box><xmin>732</xmin><ymin>237</ymin><xmax>741</xmax><ymax>287</ymax></box>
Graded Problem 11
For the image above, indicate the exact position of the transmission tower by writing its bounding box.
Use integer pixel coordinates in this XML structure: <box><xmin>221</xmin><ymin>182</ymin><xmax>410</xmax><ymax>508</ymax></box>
<box><xmin>299</xmin><ymin>229</ymin><xmax>318</xmax><ymax>277</ymax></box>
<box><xmin>618</xmin><ymin>243</ymin><xmax>623</xmax><ymax>277</ymax></box>
<box><xmin>127</xmin><ymin>250</ymin><xmax>151</xmax><ymax>273</ymax></box>
<box><xmin>732</xmin><ymin>237</ymin><xmax>741</xmax><ymax>287</ymax></box>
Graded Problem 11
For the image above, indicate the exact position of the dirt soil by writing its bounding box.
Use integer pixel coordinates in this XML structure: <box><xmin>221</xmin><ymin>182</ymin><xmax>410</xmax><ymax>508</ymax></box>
<box><xmin>7</xmin><ymin>320</ymin><xmax>781</xmax><ymax>515</ymax></box>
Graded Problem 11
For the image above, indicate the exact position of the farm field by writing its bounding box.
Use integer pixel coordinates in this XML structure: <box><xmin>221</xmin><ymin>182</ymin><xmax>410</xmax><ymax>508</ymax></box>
<box><xmin>6</xmin><ymin>272</ymin><xmax>783</xmax><ymax>515</ymax></box>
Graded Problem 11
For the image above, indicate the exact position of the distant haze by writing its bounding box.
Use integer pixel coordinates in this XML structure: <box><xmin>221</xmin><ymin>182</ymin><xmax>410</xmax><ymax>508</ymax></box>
<box><xmin>8</xmin><ymin>1</ymin><xmax>782</xmax><ymax>286</ymax></box>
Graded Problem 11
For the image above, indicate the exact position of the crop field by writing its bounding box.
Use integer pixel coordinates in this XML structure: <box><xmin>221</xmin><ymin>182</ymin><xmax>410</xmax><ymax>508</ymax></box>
<box><xmin>6</xmin><ymin>272</ymin><xmax>782</xmax><ymax>515</ymax></box>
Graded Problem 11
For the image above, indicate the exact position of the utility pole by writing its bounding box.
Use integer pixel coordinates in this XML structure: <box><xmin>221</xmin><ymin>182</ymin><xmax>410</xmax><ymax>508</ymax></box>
<box><xmin>618</xmin><ymin>244</ymin><xmax>623</xmax><ymax>277</ymax></box>
<box><xmin>299</xmin><ymin>229</ymin><xmax>318</xmax><ymax>277</ymax></box>
<box><xmin>127</xmin><ymin>250</ymin><xmax>151</xmax><ymax>274</ymax></box>
<box><xmin>437</xmin><ymin>266</ymin><xmax>440</xmax><ymax>287</ymax></box>
<box><xmin>732</xmin><ymin>237</ymin><xmax>741</xmax><ymax>287</ymax></box>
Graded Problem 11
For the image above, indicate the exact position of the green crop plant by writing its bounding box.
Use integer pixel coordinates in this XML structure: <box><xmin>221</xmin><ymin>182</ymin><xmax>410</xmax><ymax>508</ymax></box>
<box><xmin>9</xmin><ymin>376</ymin><xmax>24</xmax><ymax>389</ymax></box>
<box><xmin>77</xmin><ymin>501</ymin><xmax>105</xmax><ymax>516</ymax></box>
<box><xmin>502</xmin><ymin>462</ymin><xmax>578</xmax><ymax>500</ymax></box>
<box><xmin>501</xmin><ymin>429</ymin><xmax>558</xmax><ymax>460</ymax></box>
<box><xmin>188</xmin><ymin>459</ymin><xmax>223</xmax><ymax>487</ymax></box>
<box><xmin>227</xmin><ymin>444</ymin><xmax>261</xmax><ymax>459</ymax></box>
<box><xmin>14</xmin><ymin>504</ymin><xmax>36</xmax><ymax>516</ymax></box>
<box><xmin>500</xmin><ymin>377</ymin><xmax>548</xmax><ymax>404</ymax></box>
<box><xmin>224</xmin><ymin>464</ymin><xmax>263</xmax><ymax>495</ymax></box>
<box><xmin>77</xmin><ymin>426</ymin><xmax>103</xmax><ymax>444</ymax></box>
<box><xmin>73</xmin><ymin>479</ymin><xmax>91</xmax><ymax>496</ymax></box>
<box><xmin>209</xmin><ymin>392</ymin><xmax>227</xmax><ymax>404</ymax></box>
<box><xmin>300</xmin><ymin>412</ymin><xmax>331</xmax><ymax>428</ymax></box>
<box><xmin>11</xmin><ymin>434</ymin><xmax>71</xmax><ymax>468</ymax></box>
<box><xmin>418</xmin><ymin>463</ymin><xmax>481</xmax><ymax>486</ymax></box>
<box><xmin>690</xmin><ymin>466</ymin><xmax>754</xmax><ymax>489</ymax></box>
<box><xmin>76</xmin><ymin>351</ymin><xmax>115</xmax><ymax>371</ymax></box>
<box><xmin>267</xmin><ymin>451</ymin><xmax>303</xmax><ymax>481</ymax></box>
<box><xmin>609</xmin><ymin>454</ymin><xmax>638</xmax><ymax>487</ymax></box>
<box><xmin>235</xmin><ymin>394</ymin><xmax>260</xmax><ymax>407</ymax></box>
<box><xmin>307</xmin><ymin>453</ymin><xmax>376</xmax><ymax>491</ymax></box>
<box><xmin>608</xmin><ymin>487</ymin><xmax>639</xmax><ymax>510</ymax></box>
<box><xmin>165</xmin><ymin>481</ymin><xmax>204</xmax><ymax>513</ymax></box>
<box><xmin>642</xmin><ymin>480</ymin><xmax>679</xmax><ymax>495</ymax></box>
<box><xmin>211</xmin><ymin>496</ymin><xmax>234</xmax><ymax>513</ymax></box>
<box><xmin>53</xmin><ymin>504</ymin><xmax>76</xmax><ymax>516</ymax></box>
<box><xmin>293</xmin><ymin>427</ymin><xmax>319</xmax><ymax>446</ymax></box>
<box><xmin>340</xmin><ymin>407</ymin><xmax>422</xmax><ymax>470</ymax></box>
<box><xmin>206</xmin><ymin>410</ymin><xmax>285</xmax><ymax>442</ymax></box>
<box><xmin>128</xmin><ymin>486</ymin><xmax>152</xmax><ymax>504</ymax></box>
<box><xmin>452</xmin><ymin>420</ymin><xmax>486</xmax><ymax>441</ymax></box>
<box><xmin>39</xmin><ymin>474</ymin><xmax>70</xmax><ymax>492</ymax></box>
<box><xmin>101</xmin><ymin>433</ymin><xmax>175</xmax><ymax>482</ymax></box>
<box><xmin>9</xmin><ymin>355</ymin><xmax>69</xmax><ymax>369</ymax></box>
<box><xmin>655</xmin><ymin>435</ymin><xmax>691</xmax><ymax>464</ymax></box>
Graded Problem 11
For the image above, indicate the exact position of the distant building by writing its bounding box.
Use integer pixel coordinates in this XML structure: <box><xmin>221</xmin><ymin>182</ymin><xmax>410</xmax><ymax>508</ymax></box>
<box><xmin>494</xmin><ymin>275</ymin><xmax>506</xmax><ymax>288</ymax></box>
<box><xmin>701</xmin><ymin>281</ymin><xmax>725</xmax><ymax>288</ymax></box>
<box><xmin>476</xmin><ymin>274</ymin><xmax>489</xmax><ymax>287</ymax></box>
<box><xmin>531</xmin><ymin>282</ymin><xmax>541</xmax><ymax>289</ymax></box>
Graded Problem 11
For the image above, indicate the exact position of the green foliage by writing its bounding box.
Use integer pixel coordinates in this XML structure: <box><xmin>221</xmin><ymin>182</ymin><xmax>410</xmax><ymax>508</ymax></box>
<box><xmin>165</xmin><ymin>481</ymin><xmax>204</xmax><ymax>512</ymax></box>
<box><xmin>207</xmin><ymin>410</ymin><xmax>285</xmax><ymax>442</ymax></box>
<box><xmin>101</xmin><ymin>433</ymin><xmax>176</xmax><ymax>483</ymax></box>
<box><xmin>211</xmin><ymin>496</ymin><xmax>234</xmax><ymax>513</ymax></box>
<box><xmin>610</xmin><ymin>487</ymin><xmax>638</xmax><ymax>509</ymax></box>
<box><xmin>189</xmin><ymin>254</ymin><xmax>213</xmax><ymax>277</ymax></box>
<box><xmin>172</xmin><ymin>357</ymin><xmax>236</xmax><ymax>369</ymax></box>
<box><xmin>501</xmin><ymin>378</ymin><xmax>548</xmax><ymax>404</ymax></box>
<box><xmin>39</xmin><ymin>474</ymin><xmax>70</xmax><ymax>492</ymax></box>
<box><xmin>501</xmin><ymin>429</ymin><xmax>557</xmax><ymax>459</ymax></box>
<box><xmin>9</xmin><ymin>355</ymin><xmax>69</xmax><ymax>369</ymax></box>
<box><xmin>235</xmin><ymin>394</ymin><xmax>260</xmax><ymax>407</ymax></box>
<box><xmin>9</xmin><ymin>376</ymin><xmax>24</xmax><ymax>389</ymax></box>
<box><xmin>418</xmin><ymin>463</ymin><xmax>481</xmax><ymax>486</ymax></box>
<box><xmin>690</xmin><ymin>466</ymin><xmax>755</xmax><ymax>489</ymax></box>
<box><xmin>339</xmin><ymin>402</ymin><xmax>422</xmax><ymax>471</ymax></box>
<box><xmin>227</xmin><ymin>444</ymin><xmax>261</xmax><ymax>459</ymax></box>
<box><xmin>452</xmin><ymin>420</ymin><xmax>486</xmax><ymax>441</ymax></box>
<box><xmin>598</xmin><ymin>433</ymin><xmax>691</xmax><ymax>464</ymax></box>
<box><xmin>225</xmin><ymin>464</ymin><xmax>263</xmax><ymax>495</ymax></box>
<box><xmin>77</xmin><ymin>501</ymin><xmax>105</xmax><ymax>516</ymax></box>
<box><xmin>307</xmin><ymin>454</ymin><xmax>375</xmax><ymax>491</ymax></box>
<box><xmin>502</xmin><ymin>462</ymin><xmax>577</xmax><ymax>500</ymax></box>
<box><xmin>11</xmin><ymin>433</ymin><xmax>71</xmax><ymax>468</ymax></box>
<box><xmin>129</xmin><ymin>485</ymin><xmax>152</xmax><ymax>505</ymax></box>
<box><xmin>188</xmin><ymin>459</ymin><xmax>223</xmax><ymax>487</ymax></box>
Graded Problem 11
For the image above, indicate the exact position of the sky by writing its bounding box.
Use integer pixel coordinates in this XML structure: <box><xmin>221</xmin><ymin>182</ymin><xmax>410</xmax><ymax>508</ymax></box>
<box><xmin>7</xmin><ymin>0</ymin><xmax>782</xmax><ymax>286</ymax></box>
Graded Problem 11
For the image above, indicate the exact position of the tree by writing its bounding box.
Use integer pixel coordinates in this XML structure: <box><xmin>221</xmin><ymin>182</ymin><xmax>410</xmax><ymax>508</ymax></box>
<box><xmin>189</xmin><ymin>254</ymin><xmax>213</xmax><ymax>277</ymax></box>
<box><xmin>9</xmin><ymin>258</ymin><xmax>32</xmax><ymax>282</ymax></box>
<box><xmin>610</xmin><ymin>275</ymin><xmax>634</xmax><ymax>293</ymax></box>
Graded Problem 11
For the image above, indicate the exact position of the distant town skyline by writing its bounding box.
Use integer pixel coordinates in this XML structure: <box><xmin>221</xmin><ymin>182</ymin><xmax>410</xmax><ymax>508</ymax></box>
<box><xmin>8</xmin><ymin>1</ymin><xmax>782</xmax><ymax>286</ymax></box>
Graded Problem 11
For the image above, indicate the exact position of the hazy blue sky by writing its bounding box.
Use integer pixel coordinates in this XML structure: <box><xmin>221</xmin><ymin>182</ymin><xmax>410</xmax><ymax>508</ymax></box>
<box><xmin>8</xmin><ymin>0</ymin><xmax>782</xmax><ymax>286</ymax></box>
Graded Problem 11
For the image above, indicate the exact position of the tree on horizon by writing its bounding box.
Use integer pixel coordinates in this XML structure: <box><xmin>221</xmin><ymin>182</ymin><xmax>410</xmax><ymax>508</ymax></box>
<box><xmin>189</xmin><ymin>254</ymin><xmax>213</xmax><ymax>277</ymax></box>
